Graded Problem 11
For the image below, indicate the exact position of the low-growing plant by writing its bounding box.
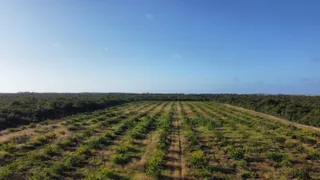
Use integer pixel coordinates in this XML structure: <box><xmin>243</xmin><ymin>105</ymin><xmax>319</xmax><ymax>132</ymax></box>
<box><xmin>110</xmin><ymin>153</ymin><xmax>130</xmax><ymax>164</ymax></box>
<box><xmin>236</xmin><ymin>160</ymin><xmax>247</xmax><ymax>169</ymax></box>
<box><xmin>31</xmin><ymin>133</ymin><xmax>56</xmax><ymax>147</ymax></box>
<box><xmin>190</xmin><ymin>150</ymin><xmax>207</xmax><ymax>169</ymax></box>
<box><xmin>9</xmin><ymin>134</ymin><xmax>30</xmax><ymax>144</ymax></box>
<box><xmin>0</xmin><ymin>141</ymin><xmax>16</xmax><ymax>153</ymax></box>
<box><xmin>214</xmin><ymin>131</ymin><xmax>224</xmax><ymax>141</ymax></box>
<box><xmin>294</xmin><ymin>166</ymin><xmax>311</xmax><ymax>180</ymax></box>
<box><xmin>228</xmin><ymin>148</ymin><xmax>245</xmax><ymax>160</ymax></box>
<box><xmin>307</xmin><ymin>150</ymin><xmax>320</xmax><ymax>160</ymax></box>
<box><xmin>274</xmin><ymin>136</ymin><xmax>286</xmax><ymax>143</ymax></box>
<box><xmin>241</xmin><ymin>171</ymin><xmax>255</xmax><ymax>179</ymax></box>
<box><xmin>284</xmin><ymin>140</ymin><xmax>296</xmax><ymax>148</ymax></box>
<box><xmin>146</xmin><ymin>150</ymin><xmax>165</xmax><ymax>177</ymax></box>
<box><xmin>85</xmin><ymin>167</ymin><xmax>117</xmax><ymax>180</ymax></box>
<box><xmin>279</xmin><ymin>158</ymin><xmax>292</xmax><ymax>167</ymax></box>
<box><xmin>267</xmin><ymin>151</ymin><xmax>286</xmax><ymax>162</ymax></box>
<box><xmin>44</xmin><ymin>145</ymin><xmax>60</xmax><ymax>156</ymax></box>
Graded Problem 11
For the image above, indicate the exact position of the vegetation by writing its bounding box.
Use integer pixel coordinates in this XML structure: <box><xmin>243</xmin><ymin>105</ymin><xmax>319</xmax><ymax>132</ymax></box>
<box><xmin>213</xmin><ymin>94</ymin><xmax>320</xmax><ymax>127</ymax></box>
<box><xmin>0</xmin><ymin>99</ymin><xmax>319</xmax><ymax>179</ymax></box>
<box><xmin>0</xmin><ymin>93</ymin><xmax>319</xmax><ymax>129</ymax></box>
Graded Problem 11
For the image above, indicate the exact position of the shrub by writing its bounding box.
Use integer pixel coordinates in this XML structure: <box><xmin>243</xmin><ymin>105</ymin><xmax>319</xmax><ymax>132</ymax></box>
<box><xmin>31</xmin><ymin>133</ymin><xmax>56</xmax><ymax>147</ymax></box>
<box><xmin>10</xmin><ymin>134</ymin><xmax>30</xmax><ymax>144</ymax></box>
<box><xmin>96</xmin><ymin>168</ymin><xmax>117</xmax><ymax>179</ymax></box>
<box><xmin>44</xmin><ymin>145</ymin><xmax>60</xmax><ymax>156</ymax></box>
<box><xmin>294</xmin><ymin>145</ymin><xmax>306</xmax><ymax>153</ymax></box>
<box><xmin>146</xmin><ymin>150</ymin><xmax>165</xmax><ymax>177</ymax></box>
<box><xmin>190</xmin><ymin>150</ymin><xmax>207</xmax><ymax>169</ymax></box>
<box><xmin>274</xmin><ymin>136</ymin><xmax>286</xmax><ymax>143</ymax></box>
<box><xmin>302</xmin><ymin>136</ymin><xmax>317</xmax><ymax>145</ymax></box>
<box><xmin>110</xmin><ymin>153</ymin><xmax>130</xmax><ymax>164</ymax></box>
<box><xmin>50</xmin><ymin>162</ymin><xmax>66</xmax><ymax>174</ymax></box>
<box><xmin>30</xmin><ymin>171</ymin><xmax>50</xmax><ymax>180</ymax></box>
<box><xmin>82</xmin><ymin>129</ymin><xmax>94</xmax><ymax>137</ymax></box>
<box><xmin>1</xmin><ymin>141</ymin><xmax>16</xmax><ymax>153</ymax></box>
<box><xmin>0</xmin><ymin>150</ymin><xmax>10</xmax><ymax>160</ymax></box>
<box><xmin>241</xmin><ymin>171</ymin><xmax>255</xmax><ymax>179</ymax></box>
<box><xmin>279</xmin><ymin>159</ymin><xmax>292</xmax><ymax>167</ymax></box>
<box><xmin>64</xmin><ymin>154</ymin><xmax>86</xmax><ymax>167</ymax></box>
<box><xmin>284</xmin><ymin>140</ymin><xmax>295</xmax><ymax>148</ymax></box>
<box><xmin>194</xmin><ymin>168</ymin><xmax>211</xmax><ymax>178</ymax></box>
<box><xmin>228</xmin><ymin>148</ymin><xmax>245</xmax><ymax>160</ymax></box>
<box><xmin>294</xmin><ymin>166</ymin><xmax>311</xmax><ymax>180</ymax></box>
<box><xmin>87</xmin><ymin>137</ymin><xmax>108</xmax><ymax>149</ymax></box>
<box><xmin>267</xmin><ymin>152</ymin><xmax>285</xmax><ymax>162</ymax></box>
<box><xmin>85</xmin><ymin>168</ymin><xmax>117</xmax><ymax>180</ymax></box>
<box><xmin>307</xmin><ymin>151</ymin><xmax>320</xmax><ymax>160</ymax></box>
<box><xmin>236</xmin><ymin>160</ymin><xmax>247</xmax><ymax>169</ymax></box>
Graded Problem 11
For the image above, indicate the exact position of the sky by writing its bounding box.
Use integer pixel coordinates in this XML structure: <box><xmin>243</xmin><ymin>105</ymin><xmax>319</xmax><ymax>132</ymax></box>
<box><xmin>0</xmin><ymin>0</ymin><xmax>320</xmax><ymax>94</ymax></box>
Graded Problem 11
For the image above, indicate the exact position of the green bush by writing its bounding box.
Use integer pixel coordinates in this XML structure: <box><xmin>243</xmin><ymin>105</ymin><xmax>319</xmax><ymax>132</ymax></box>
<box><xmin>0</xmin><ymin>141</ymin><xmax>16</xmax><ymax>153</ymax></box>
<box><xmin>110</xmin><ymin>153</ymin><xmax>130</xmax><ymax>164</ymax></box>
<box><xmin>50</xmin><ymin>162</ymin><xmax>66</xmax><ymax>174</ymax></box>
<box><xmin>85</xmin><ymin>168</ymin><xmax>117</xmax><ymax>180</ymax></box>
<box><xmin>214</xmin><ymin>131</ymin><xmax>224</xmax><ymax>141</ymax></box>
<box><xmin>267</xmin><ymin>152</ymin><xmax>286</xmax><ymax>162</ymax></box>
<box><xmin>228</xmin><ymin>148</ymin><xmax>245</xmax><ymax>160</ymax></box>
<box><xmin>284</xmin><ymin>140</ymin><xmax>295</xmax><ymax>148</ymax></box>
<box><xmin>64</xmin><ymin>154</ymin><xmax>86</xmax><ymax>167</ymax></box>
<box><xmin>279</xmin><ymin>159</ymin><xmax>292</xmax><ymax>167</ymax></box>
<box><xmin>274</xmin><ymin>136</ymin><xmax>286</xmax><ymax>143</ymax></box>
<box><xmin>44</xmin><ymin>145</ymin><xmax>60</xmax><ymax>156</ymax></box>
<box><xmin>95</xmin><ymin>168</ymin><xmax>117</xmax><ymax>180</ymax></box>
<box><xmin>302</xmin><ymin>136</ymin><xmax>317</xmax><ymax>145</ymax></box>
<box><xmin>241</xmin><ymin>171</ymin><xmax>255</xmax><ymax>179</ymax></box>
<box><xmin>31</xmin><ymin>133</ymin><xmax>56</xmax><ymax>147</ymax></box>
<box><xmin>294</xmin><ymin>167</ymin><xmax>311</xmax><ymax>180</ymax></box>
<box><xmin>236</xmin><ymin>160</ymin><xmax>247</xmax><ymax>169</ymax></box>
<box><xmin>190</xmin><ymin>150</ymin><xmax>207</xmax><ymax>169</ymax></box>
<box><xmin>308</xmin><ymin>151</ymin><xmax>320</xmax><ymax>160</ymax></box>
<box><xmin>146</xmin><ymin>150</ymin><xmax>165</xmax><ymax>177</ymax></box>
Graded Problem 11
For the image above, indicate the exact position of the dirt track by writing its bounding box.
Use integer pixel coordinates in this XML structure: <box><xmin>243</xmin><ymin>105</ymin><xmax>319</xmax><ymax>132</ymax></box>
<box><xmin>162</xmin><ymin>103</ymin><xmax>184</xmax><ymax>179</ymax></box>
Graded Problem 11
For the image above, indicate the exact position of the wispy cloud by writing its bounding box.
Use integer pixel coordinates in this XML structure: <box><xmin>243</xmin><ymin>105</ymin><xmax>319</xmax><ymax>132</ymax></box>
<box><xmin>52</xmin><ymin>43</ymin><xmax>59</xmax><ymax>47</ymax></box>
<box><xmin>146</xmin><ymin>13</ymin><xmax>154</xmax><ymax>20</ymax></box>
<box><xmin>173</xmin><ymin>53</ymin><xmax>182</xmax><ymax>59</ymax></box>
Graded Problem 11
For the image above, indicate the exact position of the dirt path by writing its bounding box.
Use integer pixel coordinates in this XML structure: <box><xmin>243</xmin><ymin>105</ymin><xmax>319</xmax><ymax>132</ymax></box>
<box><xmin>224</xmin><ymin>104</ymin><xmax>320</xmax><ymax>132</ymax></box>
<box><xmin>163</xmin><ymin>102</ymin><xmax>184</xmax><ymax>180</ymax></box>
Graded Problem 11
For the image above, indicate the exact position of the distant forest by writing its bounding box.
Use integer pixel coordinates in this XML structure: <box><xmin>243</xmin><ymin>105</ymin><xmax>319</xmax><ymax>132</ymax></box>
<box><xmin>0</xmin><ymin>93</ymin><xmax>319</xmax><ymax>129</ymax></box>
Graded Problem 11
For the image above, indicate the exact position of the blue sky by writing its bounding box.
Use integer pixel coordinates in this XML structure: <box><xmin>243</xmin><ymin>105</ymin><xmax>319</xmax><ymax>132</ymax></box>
<box><xmin>0</xmin><ymin>0</ymin><xmax>319</xmax><ymax>94</ymax></box>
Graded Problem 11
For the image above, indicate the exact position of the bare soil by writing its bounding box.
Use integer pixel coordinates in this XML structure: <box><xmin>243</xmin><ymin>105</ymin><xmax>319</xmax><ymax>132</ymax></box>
<box><xmin>162</xmin><ymin>103</ymin><xmax>184</xmax><ymax>180</ymax></box>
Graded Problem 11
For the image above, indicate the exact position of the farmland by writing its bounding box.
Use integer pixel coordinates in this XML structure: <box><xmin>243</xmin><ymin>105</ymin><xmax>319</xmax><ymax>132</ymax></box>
<box><xmin>0</xmin><ymin>101</ymin><xmax>319</xmax><ymax>180</ymax></box>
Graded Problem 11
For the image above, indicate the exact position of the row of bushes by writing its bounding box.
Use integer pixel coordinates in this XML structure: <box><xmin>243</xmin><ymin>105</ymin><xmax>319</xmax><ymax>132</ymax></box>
<box><xmin>146</xmin><ymin>103</ymin><xmax>174</xmax><ymax>177</ymax></box>
<box><xmin>193</xmin><ymin>102</ymin><xmax>315</xmax><ymax>179</ymax></box>
<box><xmin>0</xmin><ymin>103</ymin><xmax>150</xmax><ymax>179</ymax></box>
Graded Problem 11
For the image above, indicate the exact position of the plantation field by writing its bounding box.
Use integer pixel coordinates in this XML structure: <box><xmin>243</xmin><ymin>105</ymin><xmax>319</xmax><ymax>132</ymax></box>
<box><xmin>0</xmin><ymin>101</ymin><xmax>319</xmax><ymax>180</ymax></box>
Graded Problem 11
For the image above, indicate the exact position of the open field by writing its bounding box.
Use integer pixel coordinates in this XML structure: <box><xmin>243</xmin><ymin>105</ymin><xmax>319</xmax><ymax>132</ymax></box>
<box><xmin>0</xmin><ymin>101</ymin><xmax>319</xmax><ymax>180</ymax></box>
